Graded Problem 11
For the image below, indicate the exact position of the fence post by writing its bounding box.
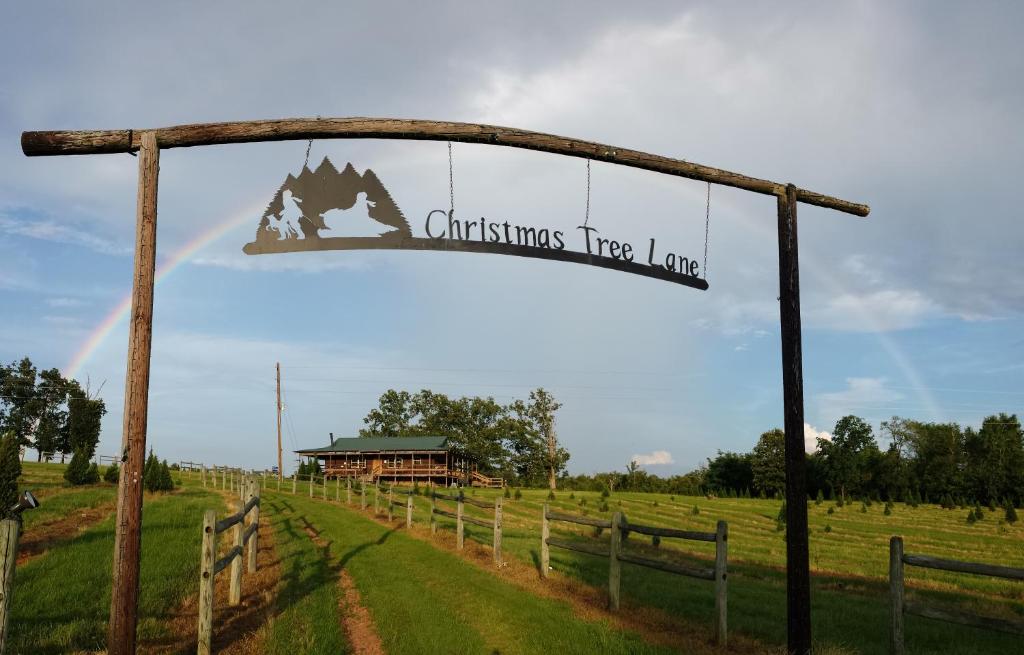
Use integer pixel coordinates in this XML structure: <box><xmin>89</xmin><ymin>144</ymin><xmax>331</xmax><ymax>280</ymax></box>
<box><xmin>292</xmin><ymin>472</ymin><xmax>296</xmax><ymax>494</ymax></box>
<box><xmin>201</xmin><ymin>466</ymin><xmax>206</xmax><ymax>488</ymax></box>
<box><xmin>430</xmin><ymin>492</ymin><xmax>437</xmax><ymax>534</ymax></box>
<box><xmin>457</xmin><ymin>492</ymin><xmax>465</xmax><ymax>550</ymax></box>
<box><xmin>388</xmin><ymin>488</ymin><xmax>394</xmax><ymax>522</ymax></box>
<box><xmin>493</xmin><ymin>496</ymin><xmax>503</xmax><ymax>566</ymax></box>
<box><xmin>323</xmin><ymin>474</ymin><xmax>328</xmax><ymax>500</ymax></box>
<box><xmin>374</xmin><ymin>483</ymin><xmax>380</xmax><ymax>515</ymax></box>
<box><xmin>541</xmin><ymin>503</ymin><xmax>550</xmax><ymax>578</ymax></box>
<box><xmin>890</xmin><ymin>536</ymin><xmax>905</xmax><ymax>655</ymax></box>
<box><xmin>197</xmin><ymin>509</ymin><xmax>216</xmax><ymax>655</ymax></box>
<box><xmin>609</xmin><ymin>511</ymin><xmax>623</xmax><ymax>611</ymax></box>
<box><xmin>229</xmin><ymin>518</ymin><xmax>243</xmax><ymax>606</ymax></box>
<box><xmin>247</xmin><ymin>481</ymin><xmax>260</xmax><ymax>574</ymax></box>
<box><xmin>336</xmin><ymin>476</ymin><xmax>340</xmax><ymax>502</ymax></box>
<box><xmin>229</xmin><ymin>469</ymin><xmax>233</xmax><ymax>493</ymax></box>
<box><xmin>361</xmin><ymin>482</ymin><xmax>367</xmax><ymax>510</ymax></box>
<box><xmin>347</xmin><ymin>477</ymin><xmax>352</xmax><ymax>505</ymax></box>
<box><xmin>715</xmin><ymin>520</ymin><xmax>728</xmax><ymax>647</ymax></box>
<box><xmin>308</xmin><ymin>474</ymin><xmax>313</xmax><ymax>498</ymax></box>
<box><xmin>276</xmin><ymin>474</ymin><xmax>281</xmax><ymax>492</ymax></box>
<box><xmin>0</xmin><ymin>518</ymin><xmax>22</xmax><ymax>652</ymax></box>
<box><xmin>406</xmin><ymin>494</ymin><xmax>413</xmax><ymax>528</ymax></box>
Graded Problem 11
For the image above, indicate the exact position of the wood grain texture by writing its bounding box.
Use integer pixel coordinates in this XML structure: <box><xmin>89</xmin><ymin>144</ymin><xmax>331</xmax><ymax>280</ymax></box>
<box><xmin>902</xmin><ymin>554</ymin><xmax>1024</xmax><ymax>581</ymax></box>
<box><xmin>0</xmin><ymin>519</ymin><xmax>20</xmax><ymax>653</ymax></box>
<box><xmin>619</xmin><ymin>521</ymin><xmax>715</xmax><ymax>542</ymax></box>
<box><xmin>21</xmin><ymin>117</ymin><xmax>869</xmax><ymax>216</ymax></box>
<box><xmin>616</xmin><ymin>552</ymin><xmax>715</xmax><ymax>581</ymax></box>
<box><xmin>890</xmin><ymin>536</ymin><xmax>905</xmax><ymax>655</ymax></box>
<box><xmin>108</xmin><ymin>132</ymin><xmax>159</xmax><ymax>655</ymax></box>
<box><xmin>540</xmin><ymin>504</ymin><xmax>550</xmax><ymax>579</ymax></box>
<box><xmin>904</xmin><ymin>601</ymin><xmax>1024</xmax><ymax>636</ymax></box>
<box><xmin>545</xmin><ymin>510</ymin><xmax>612</xmax><ymax>529</ymax></box>
<box><xmin>715</xmin><ymin>520</ymin><xmax>729</xmax><ymax>647</ymax></box>
<box><xmin>197</xmin><ymin>511</ymin><xmax>216</xmax><ymax>655</ymax></box>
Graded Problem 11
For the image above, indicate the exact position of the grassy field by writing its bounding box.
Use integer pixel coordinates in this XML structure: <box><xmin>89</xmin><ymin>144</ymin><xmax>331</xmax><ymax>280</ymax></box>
<box><xmin>272</xmin><ymin>477</ymin><xmax>1022</xmax><ymax>655</ymax></box>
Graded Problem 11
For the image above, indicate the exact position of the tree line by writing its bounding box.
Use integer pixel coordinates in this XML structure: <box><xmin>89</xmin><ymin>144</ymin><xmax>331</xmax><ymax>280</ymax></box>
<box><xmin>0</xmin><ymin>356</ymin><xmax>107</xmax><ymax>484</ymax></box>
<box><xmin>358</xmin><ymin>388</ymin><xmax>569</xmax><ymax>489</ymax></box>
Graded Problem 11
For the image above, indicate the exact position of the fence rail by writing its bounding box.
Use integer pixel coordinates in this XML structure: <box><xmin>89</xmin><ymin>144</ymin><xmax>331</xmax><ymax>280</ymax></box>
<box><xmin>541</xmin><ymin>504</ymin><xmax>728</xmax><ymax>646</ymax></box>
<box><xmin>890</xmin><ymin>536</ymin><xmax>1024</xmax><ymax>653</ymax></box>
<box><xmin>198</xmin><ymin>474</ymin><xmax>261</xmax><ymax>655</ymax></box>
<box><xmin>430</xmin><ymin>491</ymin><xmax>503</xmax><ymax>565</ymax></box>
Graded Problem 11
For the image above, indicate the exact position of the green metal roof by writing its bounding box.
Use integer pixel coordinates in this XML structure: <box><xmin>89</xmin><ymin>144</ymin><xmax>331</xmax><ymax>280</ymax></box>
<box><xmin>295</xmin><ymin>436</ymin><xmax>451</xmax><ymax>454</ymax></box>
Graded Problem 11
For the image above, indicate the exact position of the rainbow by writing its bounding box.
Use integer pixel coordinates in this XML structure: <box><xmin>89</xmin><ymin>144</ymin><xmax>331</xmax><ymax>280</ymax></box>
<box><xmin>64</xmin><ymin>203</ymin><xmax>264</xmax><ymax>379</ymax></box>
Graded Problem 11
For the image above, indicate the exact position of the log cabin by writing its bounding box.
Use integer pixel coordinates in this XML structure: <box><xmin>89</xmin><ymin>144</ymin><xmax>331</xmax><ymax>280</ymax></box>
<box><xmin>294</xmin><ymin>435</ymin><xmax>504</xmax><ymax>487</ymax></box>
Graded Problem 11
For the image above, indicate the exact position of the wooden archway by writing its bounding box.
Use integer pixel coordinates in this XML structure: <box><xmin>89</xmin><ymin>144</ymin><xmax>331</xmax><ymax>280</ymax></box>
<box><xmin>23</xmin><ymin>117</ymin><xmax>869</xmax><ymax>655</ymax></box>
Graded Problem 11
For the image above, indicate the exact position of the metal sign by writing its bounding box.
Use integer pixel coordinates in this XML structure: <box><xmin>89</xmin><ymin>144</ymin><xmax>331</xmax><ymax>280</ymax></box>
<box><xmin>243</xmin><ymin>156</ymin><xmax>708</xmax><ymax>290</ymax></box>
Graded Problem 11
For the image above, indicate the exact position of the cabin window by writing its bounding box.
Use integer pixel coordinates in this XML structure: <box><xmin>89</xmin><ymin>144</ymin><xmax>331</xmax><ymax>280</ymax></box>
<box><xmin>385</xmin><ymin>457</ymin><xmax>403</xmax><ymax>468</ymax></box>
<box><xmin>349</xmin><ymin>459</ymin><xmax>365</xmax><ymax>468</ymax></box>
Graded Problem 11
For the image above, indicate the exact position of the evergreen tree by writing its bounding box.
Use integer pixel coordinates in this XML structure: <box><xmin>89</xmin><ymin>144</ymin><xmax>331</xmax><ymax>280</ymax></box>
<box><xmin>1006</xmin><ymin>502</ymin><xmax>1018</xmax><ymax>524</ymax></box>
<box><xmin>159</xmin><ymin>460</ymin><xmax>174</xmax><ymax>491</ymax></box>
<box><xmin>104</xmin><ymin>462</ymin><xmax>120</xmax><ymax>484</ymax></box>
<box><xmin>815</xmin><ymin>489</ymin><xmax>824</xmax><ymax>505</ymax></box>
<box><xmin>64</xmin><ymin>449</ymin><xmax>92</xmax><ymax>485</ymax></box>
<box><xmin>143</xmin><ymin>449</ymin><xmax>161</xmax><ymax>492</ymax></box>
<box><xmin>0</xmin><ymin>432</ymin><xmax>22</xmax><ymax>520</ymax></box>
<box><xmin>85</xmin><ymin>462</ymin><xmax>100</xmax><ymax>484</ymax></box>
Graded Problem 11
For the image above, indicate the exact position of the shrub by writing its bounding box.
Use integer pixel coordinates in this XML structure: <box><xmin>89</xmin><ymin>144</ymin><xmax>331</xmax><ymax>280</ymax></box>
<box><xmin>0</xmin><ymin>432</ymin><xmax>21</xmax><ymax>520</ymax></box>
<box><xmin>974</xmin><ymin>505</ymin><xmax>984</xmax><ymax>521</ymax></box>
<box><xmin>1006</xmin><ymin>502</ymin><xmax>1019</xmax><ymax>524</ymax></box>
<box><xmin>504</xmin><ymin>487</ymin><xmax>511</xmax><ymax>499</ymax></box>
<box><xmin>514</xmin><ymin>488</ymin><xmax>522</xmax><ymax>500</ymax></box>
<box><xmin>598</xmin><ymin>500</ymin><xmax>609</xmax><ymax>513</ymax></box>
<box><xmin>691</xmin><ymin>505</ymin><xmax>700</xmax><ymax>516</ymax></box>
<box><xmin>64</xmin><ymin>449</ymin><xmax>93</xmax><ymax>485</ymax></box>
<box><xmin>827</xmin><ymin>506</ymin><xmax>835</xmax><ymax>515</ymax></box>
<box><xmin>860</xmin><ymin>502</ymin><xmax>868</xmax><ymax>513</ymax></box>
<box><xmin>143</xmin><ymin>451</ymin><xmax>174</xmax><ymax>493</ymax></box>
<box><xmin>601</xmin><ymin>488</ymin><xmax>610</xmax><ymax>498</ymax></box>
<box><xmin>836</xmin><ymin>496</ymin><xmax>845</xmax><ymax>508</ymax></box>
<box><xmin>815</xmin><ymin>490</ymin><xmax>824</xmax><ymax>505</ymax></box>
<box><xmin>547</xmin><ymin>490</ymin><xmax>555</xmax><ymax>501</ymax></box>
<box><xmin>777</xmin><ymin>502</ymin><xmax>787</xmax><ymax>523</ymax></box>
<box><xmin>85</xmin><ymin>463</ymin><xmax>100</xmax><ymax>485</ymax></box>
<box><xmin>966</xmin><ymin>509</ymin><xmax>977</xmax><ymax>524</ymax></box>
<box><xmin>103</xmin><ymin>462</ymin><xmax>120</xmax><ymax>484</ymax></box>
<box><xmin>883</xmin><ymin>502</ymin><xmax>892</xmax><ymax>516</ymax></box>
<box><xmin>824</xmin><ymin>524</ymin><xmax>832</xmax><ymax>533</ymax></box>
<box><xmin>652</xmin><ymin>535</ymin><xmax>661</xmax><ymax>548</ymax></box>
<box><xmin>159</xmin><ymin>460</ymin><xmax>174</xmax><ymax>491</ymax></box>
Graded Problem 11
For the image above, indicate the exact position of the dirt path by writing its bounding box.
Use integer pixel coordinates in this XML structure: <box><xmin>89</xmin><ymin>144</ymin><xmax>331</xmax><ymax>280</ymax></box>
<box><xmin>17</xmin><ymin>501</ymin><xmax>117</xmax><ymax>566</ymax></box>
<box><xmin>300</xmin><ymin>522</ymin><xmax>385</xmax><ymax>655</ymax></box>
<box><xmin>140</xmin><ymin>496</ymin><xmax>282</xmax><ymax>655</ymax></box>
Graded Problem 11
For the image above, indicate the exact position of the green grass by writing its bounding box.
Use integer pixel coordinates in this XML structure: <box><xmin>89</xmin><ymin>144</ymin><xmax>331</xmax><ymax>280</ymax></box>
<box><xmin>262</xmin><ymin>489</ymin><xmax>678</xmax><ymax>655</ymax></box>
<box><xmin>8</xmin><ymin>486</ymin><xmax>225</xmax><ymax>654</ymax></box>
<box><xmin>17</xmin><ymin>461</ymin><xmax>118</xmax><ymax>530</ymax></box>
<box><xmin>400</xmin><ymin>487</ymin><xmax>1022</xmax><ymax>655</ymax></box>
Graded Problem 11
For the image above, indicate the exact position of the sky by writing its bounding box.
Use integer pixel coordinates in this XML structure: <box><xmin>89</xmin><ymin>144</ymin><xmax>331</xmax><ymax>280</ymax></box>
<box><xmin>1</xmin><ymin>1</ymin><xmax>1022</xmax><ymax>476</ymax></box>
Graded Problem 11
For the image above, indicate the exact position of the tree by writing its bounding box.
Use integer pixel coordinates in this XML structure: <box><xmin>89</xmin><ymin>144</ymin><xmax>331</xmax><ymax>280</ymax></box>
<box><xmin>906</xmin><ymin>421</ymin><xmax>964</xmax><ymax>502</ymax></box>
<box><xmin>104</xmin><ymin>462</ymin><xmax>120</xmax><ymax>484</ymax></box>
<box><xmin>0</xmin><ymin>432</ymin><xmax>22</xmax><ymax>520</ymax></box>
<box><xmin>525</xmin><ymin>389</ymin><xmax>566</xmax><ymax>490</ymax></box>
<box><xmin>33</xmin><ymin>368</ymin><xmax>69</xmax><ymax>461</ymax></box>
<box><xmin>962</xmin><ymin>414</ymin><xmax>1023</xmax><ymax>504</ymax></box>
<box><xmin>65</xmin><ymin>382</ymin><xmax>106</xmax><ymax>460</ymax></box>
<box><xmin>704</xmin><ymin>451</ymin><xmax>753</xmax><ymax>495</ymax></box>
<box><xmin>0</xmin><ymin>358</ymin><xmax>40</xmax><ymax>452</ymax></box>
<box><xmin>817</xmin><ymin>415</ymin><xmax>878</xmax><ymax>503</ymax></box>
<box><xmin>751</xmin><ymin>429</ymin><xmax>786</xmax><ymax>498</ymax></box>
<box><xmin>64</xmin><ymin>449</ymin><xmax>93</xmax><ymax>485</ymax></box>
<box><xmin>359</xmin><ymin>389</ymin><xmax>415</xmax><ymax>437</ymax></box>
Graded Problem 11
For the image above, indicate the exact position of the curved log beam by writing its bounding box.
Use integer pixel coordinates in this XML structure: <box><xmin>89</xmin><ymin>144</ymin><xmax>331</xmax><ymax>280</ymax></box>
<box><xmin>21</xmin><ymin>117</ymin><xmax>869</xmax><ymax>217</ymax></box>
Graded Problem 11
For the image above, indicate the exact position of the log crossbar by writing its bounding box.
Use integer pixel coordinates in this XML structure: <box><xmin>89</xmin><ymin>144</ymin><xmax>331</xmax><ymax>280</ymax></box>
<box><xmin>541</xmin><ymin>505</ymin><xmax>728</xmax><ymax>646</ymax></box>
<box><xmin>213</xmin><ymin>545</ymin><xmax>243</xmax><ymax>575</ymax></box>
<box><xmin>428</xmin><ymin>491</ymin><xmax>503</xmax><ymax>565</ymax></box>
<box><xmin>890</xmin><ymin>536</ymin><xmax>1024</xmax><ymax>654</ymax></box>
<box><xmin>20</xmin><ymin>118</ymin><xmax>869</xmax><ymax>217</ymax></box>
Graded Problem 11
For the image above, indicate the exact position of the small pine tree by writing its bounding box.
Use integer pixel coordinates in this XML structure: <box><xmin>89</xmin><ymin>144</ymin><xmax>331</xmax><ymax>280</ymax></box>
<box><xmin>1006</xmin><ymin>502</ymin><xmax>1019</xmax><ymax>524</ymax></box>
<box><xmin>0</xmin><ymin>432</ymin><xmax>22</xmax><ymax>520</ymax></box>
<box><xmin>514</xmin><ymin>488</ymin><xmax>522</xmax><ymax>500</ymax></box>
<box><xmin>104</xmin><ymin>462</ymin><xmax>120</xmax><ymax>484</ymax></box>
<box><xmin>64</xmin><ymin>450</ymin><xmax>92</xmax><ymax>485</ymax></box>
<box><xmin>601</xmin><ymin>487</ymin><xmax>610</xmax><ymax>498</ymax></box>
<box><xmin>836</xmin><ymin>496</ymin><xmax>845</xmax><ymax>508</ymax></box>
<box><xmin>883</xmin><ymin>502</ymin><xmax>893</xmax><ymax>516</ymax></box>
<box><xmin>504</xmin><ymin>487</ymin><xmax>511</xmax><ymax>499</ymax></box>
<box><xmin>824</xmin><ymin>524</ymin><xmax>832</xmax><ymax>533</ymax></box>
<box><xmin>143</xmin><ymin>450</ymin><xmax>161</xmax><ymax>492</ymax></box>
<box><xmin>159</xmin><ymin>460</ymin><xmax>174</xmax><ymax>491</ymax></box>
<box><xmin>815</xmin><ymin>490</ymin><xmax>824</xmax><ymax>505</ymax></box>
<box><xmin>85</xmin><ymin>463</ymin><xmax>100</xmax><ymax>485</ymax></box>
<box><xmin>966</xmin><ymin>509</ymin><xmax>977</xmax><ymax>524</ymax></box>
<box><xmin>827</xmin><ymin>506</ymin><xmax>835</xmax><ymax>515</ymax></box>
<box><xmin>547</xmin><ymin>490</ymin><xmax>555</xmax><ymax>501</ymax></box>
<box><xmin>861</xmin><ymin>502</ymin><xmax>868</xmax><ymax>513</ymax></box>
<box><xmin>777</xmin><ymin>502</ymin><xmax>787</xmax><ymax>523</ymax></box>
<box><xmin>691</xmin><ymin>505</ymin><xmax>700</xmax><ymax>516</ymax></box>
<box><xmin>974</xmin><ymin>505</ymin><xmax>984</xmax><ymax>521</ymax></box>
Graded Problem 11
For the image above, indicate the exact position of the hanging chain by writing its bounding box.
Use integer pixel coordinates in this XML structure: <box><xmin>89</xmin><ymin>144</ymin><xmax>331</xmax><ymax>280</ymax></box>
<box><xmin>583</xmin><ymin>159</ymin><xmax>591</xmax><ymax>227</ymax></box>
<box><xmin>448</xmin><ymin>141</ymin><xmax>455</xmax><ymax>216</ymax></box>
<box><xmin>303</xmin><ymin>115</ymin><xmax>321</xmax><ymax>169</ymax></box>
<box><xmin>703</xmin><ymin>182</ymin><xmax>711</xmax><ymax>279</ymax></box>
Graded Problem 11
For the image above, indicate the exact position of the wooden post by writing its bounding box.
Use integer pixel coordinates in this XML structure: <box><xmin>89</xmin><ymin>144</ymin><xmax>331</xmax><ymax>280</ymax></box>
<box><xmin>609</xmin><ymin>511</ymin><xmax>623</xmax><ymax>610</ymax></box>
<box><xmin>347</xmin><ymin>477</ymin><xmax>352</xmax><ymax>505</ymax></box>
<box><xmin>247</xmin><ymin>482</ymin><xmax>260</xmax><ymax>574</ymax></box>
<box><xmin>308</xmin><ymin>474</ymin><xmax>313</xmax><ymax>498</ymax></box>
<box><xmin>292</xmin><ymin>472</ymin><xmax>296</xmax><ymax>495</ymax></box>
<box><xmin>890</xmin><ymin>536</ymin><xmax>905</xmax><ymax>655</ymax></box>
<box><xmin>0</xmin><ymin>519</ymin><xmax>22</xmax><ymax>652</ymax></box>
<box><xmin>361</xmin><ymin>482</ymin><xmax>367</xmax><ymax>510</ymax></box>
<box><xmin>201</xmin><ymin>466</ymin><xmax>206</xmax><ymax>488</ymax></box>
<box><xmin>540</xmin><ymin>504</ymin><xmax>550</xmax><ymax>578</ymax></box>
<box><xmin>229</xmin><ymin>520</ymin><xmax>243</xmax><ymax>606</ymax></box>
<box><xmin>406</xmin><ymin>495</ymin><xmax>413</xmax><ymax>529</ymax></box>
<box><xmin>715</xmin><ymin>520</ymin><xmax>729</xmax><ymax>647</ymax></box>
<box><xmin>430</xmin><ymin>493</ymin><xmax>437</xmax><ymax>534</ymax></box>
<box><xmin>108</xmin><ymin>131</ymin><xmax>159</xmax><ymax>655</ymax></box>
<box><xmin>323</xmin><ymin>474</ymin><xmax>328</xmax><ymax>500</ymax></box>
<box><xmin>336</xmin><ymin>476</ymin><xmax>340</xmax><ymax>502</ymax></box>
<box><xmin>778</xmin><ymin>183</ymin><xmax>812</xmax><ymax>655</ymax></box>
<box><xmin>493</xmin><ymin>497</ymin><xmax>503</xmax><ymax>566</ymax></box>
<box><xmin>374</xmin><ymin>483</ymin><xmax>380</xmax><ymax>515</ymax></box>
<box><xmin>456</xmin><ymin>493</ymin><xmax>465</xmax><ymax>550</ymax></box>
<box><xmin>276</xmin><ymin>362</ymin><xmax>283</xmax><ymax>482</ymax></box>
<box><xmin>197</xmin><ymin>510</ymin><xmax>216</xmax><ymax>655</ymax></box>
<box><xmin>388</xmin><ymin>489</ymin><xmax>394</xmax><ymax>522</ymax></box>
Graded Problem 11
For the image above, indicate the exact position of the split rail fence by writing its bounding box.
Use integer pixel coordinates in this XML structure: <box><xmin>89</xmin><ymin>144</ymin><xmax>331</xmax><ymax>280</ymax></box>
<box><xmin>197</xmin><ymin>474</ymin><xmax>261</xmax><ymax>655</ymax></box>
<box><xmin>541</xmin><ymin>504</ymin><xmax>728</xmax><ymax>646</ymax></box>
<box><xmin>430</xmin><ymin>491</ymin><xmax>503</xmax><ymax>565</ymax></box>
<box><xmin>889</xmin><ymin>536</ymin><xmax>1024</xmax><ymax>654</ymax></box>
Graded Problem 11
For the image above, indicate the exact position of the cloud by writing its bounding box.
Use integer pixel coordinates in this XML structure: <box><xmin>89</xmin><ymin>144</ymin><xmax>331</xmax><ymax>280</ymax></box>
<box><xmin>0</xmin><ymin>213</ymin><xmax>130</xmax><ymax>256</ymax></box>
<box><xmin>46</xmin><ymin>297</ymin><xmax>87</xmax><ymax>308</ymax></box>
<box><xmin>816</xmin><ymin>378</ymin><xmax>905</xmax><ymax>426</ymax></box>
<box><xmin>631</xmin><ymin>450</ymin><xmax>674</xmax><ymax>466</ymax></box>
<box><xmin>804</xmin><ymin>423</ymin><xmax>831</xmax><ymax>453</ymax></box>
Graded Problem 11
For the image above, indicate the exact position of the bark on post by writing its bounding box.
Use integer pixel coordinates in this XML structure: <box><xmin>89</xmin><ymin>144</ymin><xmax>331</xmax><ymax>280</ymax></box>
<box><xmin>292</xmin><ymin>472</ymin><xmax>296</xmax><ymax>495</ymax></box>
<box><xmin>890</xmin><ymin>536</ymin><xmax>905</xmax><ymax>655</ymax></box>
<box><xmin>406</xmin><ymin>495</ymin><xmax>413</xmax><ymax>529</ymax></box>
<box><xmin>778</xmin><ymin>184</ymin><xmax>811</xmax><ymax>655</ymax></box>
<box><xmin>247</xmin><ymin>483</ymin><xmax>260</xmax><ymax>574</ymax></box>
<box><xmin>456</xmin><ymin>493</ymin><xmax>465</xmax><ymax>550</ymax></box>
<box><xmin>609</xmin><ymin>511</ymin><xmax>623</xmax><ymax>610</ymax></box>
<box><xmin>540</xmin><ymin>504</ymin><xmax>550</xmax><ymax>578</ymax></box>
<box><xmin>197</xmin><ymin>510</ymin><xmax>216</xmax><ymax>655</ymax></box>
<box><xmin>715</xmin><ymin>520</ymin><xmax>729</xmax><ymax>647</ymax></box>
<box><xmin>108</xmin><ymin>131</ymin><xmax>159</xmax><ymax>655</ymax></box>
<box><xmin>229</xmin><ymin>520</ymin><xmax>243</xmax><ymax>606</ymax></box>
<box><xmin>0</xmin><ymin>518</ymin><xmax>22</xmax><ymax>652</ymax></box>
<box><xmin>493</xmin><ymin>497</ymin><xmax>503</xmax><ymax>566</ymax></box>
<box><xmin>374</xmin><ymin>483</ymin><xmax>380</xmax><ymax>515</ymax></box>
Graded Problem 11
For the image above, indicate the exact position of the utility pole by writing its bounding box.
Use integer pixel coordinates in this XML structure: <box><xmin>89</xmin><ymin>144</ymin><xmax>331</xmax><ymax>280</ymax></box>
<box><xmin>276</xmin><ymin>362</ymin><xmax>283</xmax><ymax>481</ymax></box>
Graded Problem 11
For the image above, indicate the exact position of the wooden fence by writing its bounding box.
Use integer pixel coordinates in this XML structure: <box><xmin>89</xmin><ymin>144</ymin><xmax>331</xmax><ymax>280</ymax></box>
<box><xmin>201</xmin><ymin>466</ymin><xmax>247</xmax><ymax>494</ymax></box>
<box><xmin>541</xmin><ymin>505</ymin><xmax>728</xmax><ymax>645</ymax></box>
<box><xmin>197</xmin><ymin>474</ymin><xmax>261</xmax><ymax>655</ymax></box>
<box><xmin>889</xmin><ymin>536</ymin><xmax>1024</xmax><ymax>653</ymax></box>
<box><xmin>430</xmin><ymin>491</ymin><xmax>503</xmax><ymax>565</ymax></box>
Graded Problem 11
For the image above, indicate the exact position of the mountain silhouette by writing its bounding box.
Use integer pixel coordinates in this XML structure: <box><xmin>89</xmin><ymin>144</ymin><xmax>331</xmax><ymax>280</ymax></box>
<box><xmin>255</xmin><ymin>157</ymin><xmax>412</xmax><ymax>245</ymax></box>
